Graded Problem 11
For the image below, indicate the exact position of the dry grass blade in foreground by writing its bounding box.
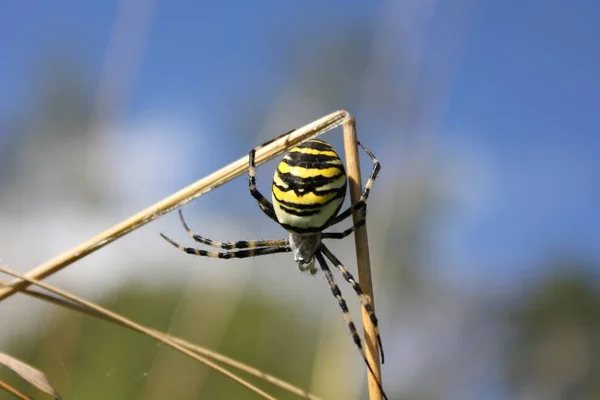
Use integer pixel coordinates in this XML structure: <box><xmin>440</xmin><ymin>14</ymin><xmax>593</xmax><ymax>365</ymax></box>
<box><xmin>0</xmin><ymin>352</ymin><xmax>61</xmax><ymax>399</ymax></box>
<box><xmin>0</xmin><ymin>277</ymin><xmax>322</xmax><ymax>400</ymax></box>
<box><xmin>0</xmin><ymin>268</ymin><xmax>281</xmax><ymax>400</ymax></box>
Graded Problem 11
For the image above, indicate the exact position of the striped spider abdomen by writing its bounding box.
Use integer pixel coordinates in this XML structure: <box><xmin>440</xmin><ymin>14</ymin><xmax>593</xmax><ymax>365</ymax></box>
<box><xmin>271</xmin><ymin>139</ymin><xmax>347</xmax><ymax>235</ymax></box>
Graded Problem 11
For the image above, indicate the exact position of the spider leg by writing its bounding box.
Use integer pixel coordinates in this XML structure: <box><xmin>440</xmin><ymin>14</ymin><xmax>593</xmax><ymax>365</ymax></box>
<box><xmin>160</xmin><ymin>233</ymin><xmax>291</xmax><ymax>259</ymax></box>
<box><xmin>320</xmin><ymin>244</ymin><xmax>385</xmax><ymax>364</ymax></box>
<box><xmin>322</xmin><ymin>218</ymin><xmax>365</xmax><ymax>240</ymax></box>
<box><xmin>314</xmin><ymin>250</ymin><xmax>387</xmax><ymax>400</ymax></box>
<box><xmin>248</xmin><ymin>147</ymin><xmax>279</xmax><ymax>223</ymax></box>
<box><xmin>326</xmin><ymin>141</ymin><xmax>380</xmax><ymax>228</ymax></box>
<box><xmin>178</xmin><ymin>210</ymin><xmax>288</xmax><ymax>249</ymax></box>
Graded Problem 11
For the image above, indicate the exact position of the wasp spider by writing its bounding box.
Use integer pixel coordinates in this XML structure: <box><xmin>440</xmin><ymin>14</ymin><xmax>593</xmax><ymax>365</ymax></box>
<box><xmin>161</xmin><ymin>137</ymin><xmax>385</xmax><ymax>398</ymax></box>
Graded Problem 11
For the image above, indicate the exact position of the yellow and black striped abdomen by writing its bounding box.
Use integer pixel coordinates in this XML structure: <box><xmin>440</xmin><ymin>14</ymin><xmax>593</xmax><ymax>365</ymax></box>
<box><xmin>272</xmin><ymin>139</ymin><xmax>347</xmax><ymax>234</ymax></box>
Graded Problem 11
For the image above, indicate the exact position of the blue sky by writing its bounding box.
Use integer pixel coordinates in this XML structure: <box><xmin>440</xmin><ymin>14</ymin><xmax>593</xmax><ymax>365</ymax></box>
<box><xmin>440</xmin><ymin>0</ymin><xmax>600</xmax><ymax>284</ymax></box>
<box><xmin>1</xmin><ymin>0</ymin><xmax>599</xmax><ymax>289</ymax></box>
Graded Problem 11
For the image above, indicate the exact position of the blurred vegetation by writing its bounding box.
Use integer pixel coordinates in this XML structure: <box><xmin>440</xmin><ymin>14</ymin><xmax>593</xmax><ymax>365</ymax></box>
<box><xmin>506</xmin><ymin>265</ymin><xmax>600</xmax><ymax>399</ymax></box>
<box><xmin>1</xmin><ymin>284</ymin><xmax>322</xmax><ymax>399</ymax></box>
<box><xmin>0</xmin><ymin>55</ymin><xmax>106</xmax><ymax>207</ymax></box>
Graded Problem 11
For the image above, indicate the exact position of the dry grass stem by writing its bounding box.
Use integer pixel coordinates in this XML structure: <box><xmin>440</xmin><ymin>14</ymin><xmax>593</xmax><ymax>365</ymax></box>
<box><xmin>0</xmin><ymin>380</ymin><xmax>32</xmax><ymax>400</ymax></box>
<box><xmin>0</xmin><ymin>110</ymin><xmax>351</xmax><ymax>301</ymax></box>
<box><xmin>342</xmin><ymin>119</ymin><xmax>382</xmax><ymax>400</ymax></box>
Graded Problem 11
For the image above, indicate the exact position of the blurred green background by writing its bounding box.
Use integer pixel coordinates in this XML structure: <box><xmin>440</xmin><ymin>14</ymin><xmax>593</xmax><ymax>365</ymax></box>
<box><xmin>1</xmin><ymin>1</ymin><xmax>599</xmax><ymax>399</ymax></box>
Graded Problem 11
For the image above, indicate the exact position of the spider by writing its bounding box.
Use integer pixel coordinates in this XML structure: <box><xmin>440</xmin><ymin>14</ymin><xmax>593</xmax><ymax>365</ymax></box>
<box><xmin>160</xmin><ymin>136</ymin><xmax>386</xmax><ymax>399</ymax></box>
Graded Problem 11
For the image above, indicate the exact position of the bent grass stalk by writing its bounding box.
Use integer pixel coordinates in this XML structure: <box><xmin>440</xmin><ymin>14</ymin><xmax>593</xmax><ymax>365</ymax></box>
<box><xmin>0</xmin><ymin>110</ymin><xmax>382</xmax><ymax>399</ymax></box>
<box><xmin>0</xmin><ymin>110</ymin><xmax>349</xmax><ymax>301</ymax></box>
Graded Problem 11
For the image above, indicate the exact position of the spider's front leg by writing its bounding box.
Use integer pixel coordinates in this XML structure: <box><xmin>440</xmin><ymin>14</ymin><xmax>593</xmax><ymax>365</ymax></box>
<box><xmin>248</xmin><ymin>147</ymin><xmax>279</xmax><ymax>223</ymax></box>
<box><xmin>160</xmin><ymin>233</ymin><xmax>292</xmax><ymax>259</ymax></box>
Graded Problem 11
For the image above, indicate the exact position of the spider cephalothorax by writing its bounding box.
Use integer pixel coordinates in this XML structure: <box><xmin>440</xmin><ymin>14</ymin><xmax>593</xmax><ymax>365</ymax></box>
<box><xmin>288</xmin><ymin>233</ymin><xmax>321</xmax><ymax>274</ymax></box>
<box><xmin>161</xmin><ymin>135</ymin><xmax>386</xmax><ymax>399</ymax></box>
